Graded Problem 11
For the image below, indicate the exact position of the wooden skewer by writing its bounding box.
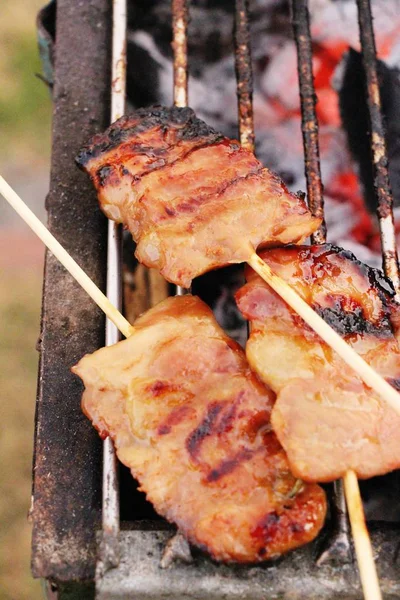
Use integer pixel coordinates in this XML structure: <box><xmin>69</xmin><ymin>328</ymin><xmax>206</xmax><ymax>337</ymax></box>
<box><xmin>248</xmin><ymin>250</ymin><xmax>384</xmax><ymax>599</ymax></box>
<box><xmin>0</xmin><ymin>175</ymin><xmax>133</xmax><ymax>339</ymax></box>
<box><xmin>248</xmin><ymin>250</ymin><xmax>384</xmax><ymax>598</ymax></box>
<box><xmin>343</xmin><ymin>470</ymin><xmax>382</xmax><ymax>600</ymax></box>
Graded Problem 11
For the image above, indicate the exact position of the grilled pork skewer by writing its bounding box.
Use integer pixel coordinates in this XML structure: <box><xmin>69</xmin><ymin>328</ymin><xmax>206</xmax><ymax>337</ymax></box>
<box><xmin>72</xmin><ymin>295</ymin><xmax>327</xmax><ymax>563</ymax></box>
<box><xmin>0</xmin><ymin>177</ymin><xmax>385</xmax><ymax>586</ymax></box>
<box><xmin>236</xmin><ymin>244</ymin><xmax>400</xmax><ymax>482</ymax></box>
<box><xmin>76</xmin><ymin>105</ymin><xmax>321</xmax><ymax>288</ymax></box>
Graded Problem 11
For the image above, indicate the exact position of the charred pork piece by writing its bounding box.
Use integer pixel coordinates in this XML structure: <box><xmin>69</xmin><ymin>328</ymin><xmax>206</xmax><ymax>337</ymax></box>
<box><xmin>73</xmin><ymin>295</ymin><xmax>326</xmax><ymax>563</ymax></box>
<box><xmin>76</xmin><ymin>106</ymin><xmax>321</xmax><ymax>288</ymax></box>
<box><xmin>236</xmin><ymin>244</ymin><xmax>400</xmax><ymax>483</ymax></box>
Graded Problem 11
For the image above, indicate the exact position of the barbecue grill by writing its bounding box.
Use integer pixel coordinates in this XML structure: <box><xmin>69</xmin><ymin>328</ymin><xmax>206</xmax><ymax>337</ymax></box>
<box><xmin>32</xmin><ymin>0</ymin><xmax>400</xmax><ymax>598</ymax></box>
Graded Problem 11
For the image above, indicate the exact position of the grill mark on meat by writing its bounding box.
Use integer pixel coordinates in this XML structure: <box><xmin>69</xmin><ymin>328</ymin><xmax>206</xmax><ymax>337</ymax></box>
<box><xmin>131</xmin><ymin>138</ymin><xmax>234</xmax><ymax>179</ymax></box>
<box><xmin>146</xmin><ymin>380</ymin><xmax>177</xmax><ymax>396</ymax></box>
<box><xmin>206</xmin><ymin>448</ymin><xmax>254</xmax><ymax>482</ymax></box>
<box><xmin>387</xmin><ymin>378</ymin><xmax>400</xmax><ymax>391</ymax></box>
<box><xmin>94</xmin><ymin>138</ymin><xmax>237</xmax><ymax>190</ymax></box>
<box><xmin>253</xmin><ymin>512</ymin><xmax>305</xmax><ymax>557</ymax></box>
<box><xmin>157</xmin><ymin>405</ymin><xmax>194</xmax><ymax>436</ymax></box>
<box><xmin>186</xmin><ymin>395</ymin><xmax>243</xmax><ymax>462</ymax></box>
<box><xmin>97</xmin><ymin>165</ymin><xmax>121</xmax><ymax>187</ymax></box>
<box><xmin>214</xmin><ymin>395</ymin><xmax>241</xmax><ymax>432</ymax></box>
<box><xmin>174</xmin><ymin>168</ymin><xmax>264</xmax><ymax>215</ymax></box>
<box><xmin>300</xmin><ymin>244</ymin><xmax>395</xmax><ymax>299</ymax></box>
<box><xmin>98</xmin><ymin>165</ymin><xmax>113</xmax><ymax>186</ymax></box>
<box><xmin>186</xmin><ymin>402</ymin><xmax>225</xmax><ymax>459</ymax></box>
<box><xmin>76</xmin><ymin>106</ymin><xmax>222</xmax><ymax>165</ymax></box>
<box><xmin>126</xmin><ymin>144</ymin><xmax>169</xmax><ymax>157</ymax></box>
<box><xmin>253</xmin><ymin>512</ymin><xmax>280</xmax><ymax>545</ymax></box>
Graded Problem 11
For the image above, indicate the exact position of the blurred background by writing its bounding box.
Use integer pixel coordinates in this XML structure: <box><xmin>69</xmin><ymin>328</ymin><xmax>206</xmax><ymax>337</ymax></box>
<box><xmin>1</xmin><ymin>1</ymin><xmax>400</xmax><ymax>597</ymax></box>
<box><xmin>1</xmin><ymin>1</ymin><xmax>50</xmax><ymax>598</ymax></box>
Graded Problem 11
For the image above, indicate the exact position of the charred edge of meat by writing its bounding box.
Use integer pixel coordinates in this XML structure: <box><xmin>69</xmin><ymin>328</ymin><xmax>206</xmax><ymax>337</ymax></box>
<box><xmin>306</xmin><ymin>245</ymin><xmax>397</xmax><ymax>335</ymax></box>
<box><xmin>387</xmin><ymin>378</ymin><xmax>400</xmax><ymax>391</ymax></box>
<box><xmin>299</xmin><ymin>244</ymin><xmax>395</xmax><ymax>337</ymax></box>
<box><xmin>94</xmin><ymin>137</ymin><xmax>245</xmax><ymax>190</ymax></box>
<box><xmin>75</xmin><ymin>105</ymin><xmax>224</xmax><ymax>167</ymax></box>
<box><xmin>256</xmin><ymin>244</ymin><xmax>398</xmax><ymax>337</ymax></box>
<box><xmin>299</xmin><ymin>244</ymin><xmax>396</xmax><ymax>299</ymax></box>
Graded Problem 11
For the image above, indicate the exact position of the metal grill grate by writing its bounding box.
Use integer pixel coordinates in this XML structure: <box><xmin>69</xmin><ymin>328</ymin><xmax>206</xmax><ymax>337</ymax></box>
<box><xmin>32</xmin><ymin>1</ymin><xmax>400</xmax><ymax>598</ymax></box>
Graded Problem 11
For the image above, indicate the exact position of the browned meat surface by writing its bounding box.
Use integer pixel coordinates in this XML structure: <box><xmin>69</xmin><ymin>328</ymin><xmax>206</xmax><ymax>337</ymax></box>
<box><xmin>76</xmin><ymin>106</ymin><xmax>321</xmax><ymax>287</ymax></box>
<box><xmin>236</xmin><ymin>244</ymin><xmax>400</xmax><ymax>482</ymax></box>
<box><xmin>72</xmin><ymin>295</ymin><xmax>326</xmax><ymax>562</ymax></box>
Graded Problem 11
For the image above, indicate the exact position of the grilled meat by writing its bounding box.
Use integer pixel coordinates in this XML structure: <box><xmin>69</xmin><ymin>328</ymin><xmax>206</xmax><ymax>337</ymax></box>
<box><xmin>72</xmin><ymin>295</ymin><xmax>326</xmax><ymax>562</ymax></box>
<box><xmin>76</xmin><ymin>106</ymin><xmax>321</xmax><ymax>287</ymax></box>
<box><xmin>236</xmin><ymin>244</ymin><xmax>400</xmax><ymax>482</ymax></box>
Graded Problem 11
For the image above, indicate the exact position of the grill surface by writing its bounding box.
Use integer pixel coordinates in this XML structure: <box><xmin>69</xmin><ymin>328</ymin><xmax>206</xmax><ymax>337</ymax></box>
<box><xmin>291</xmin><ymin>0</ymin><xmax>352</xmax><ymax>566</ymax></box>
<box><xmin>32</xmin><ymin>0</ymin><xmax>110</xmax><ymax>583</ymax></box>
<box><xmin>32</xmin><ymin>0</ymin><xmax>400</xmax><ymax>598</ymax></box>
<box><xmin>357</xmin><ymin>0</ymin><xmax>400</xmax><ymax>297</ymax></box>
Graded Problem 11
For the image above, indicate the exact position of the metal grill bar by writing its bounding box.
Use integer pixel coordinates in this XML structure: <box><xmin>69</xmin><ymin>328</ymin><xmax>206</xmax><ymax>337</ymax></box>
<box><xmin>172</xmin><ymin>0</ymin><xmax>190</xmax><ymax>297</ymax></box>
<box><xmin>100</xmin><ymin>0</ymin><xmax>127</xmax><ymax>574</ymax></box>
<box><xmin>290</xmin><ymin>0</ymin><xmax>352</xmax><ymax>566</ymax></box>
<box><xmin>172</xmin><ymin>0</ymin><xmax>189</xmax><ymax>109</ymax></box>
<box><xmin>32</xmin><ymin>0</ymin><xmax>111</xmax><ymax>582</ymax></box>
<box><xmin>291</xmin><ymin>0</ymin><xmax>326</xmax><ymax>244</ymax></box>
<box><xmin>356</xmin><ymin>0</ymin><xmax>400</xmax><ymax>299</ymax></box>
<box><xmin>234</xmin><ymin>0</ymin><xmax>255</xmax><ymax>153</ymax></box>
<box><xmin>233</xmin><ymin>0</ymin><xmax>351</xmax><ymax>568</ymax></box>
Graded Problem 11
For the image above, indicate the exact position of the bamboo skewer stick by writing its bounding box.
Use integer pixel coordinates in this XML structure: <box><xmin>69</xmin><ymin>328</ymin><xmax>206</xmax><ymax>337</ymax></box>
<box><xmin>343</xmin><ymin>471</ymin><xmax>382</xmax><ymax>600</ymax></box>
<box><xmin>0</xmin><ymin>175</ymin><xmax>133</xmax><ymax>339</ymax></box>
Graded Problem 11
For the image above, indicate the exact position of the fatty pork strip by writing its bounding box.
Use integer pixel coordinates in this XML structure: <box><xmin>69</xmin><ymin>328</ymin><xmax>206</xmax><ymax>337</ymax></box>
<box><xmin>236</xmin><ymin>244</ymin><xmax>400</xmax><ymax>483</ymax></box>
<box><xmin>76</xmin><ymin>106</ymin><xmax>321</xmax><ymax>288</ymax></box>
<box><xmin>72</xmin><ymin>295</ymin><xmax>326</xmax><ymax>563</ymax></box>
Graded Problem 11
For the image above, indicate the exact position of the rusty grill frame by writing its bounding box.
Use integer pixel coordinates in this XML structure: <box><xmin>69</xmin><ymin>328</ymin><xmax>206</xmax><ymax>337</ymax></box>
<box><xmin>32</xmin><ymin>0</ymin><xmax>400</xmax><ymax>598</ymax></box>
